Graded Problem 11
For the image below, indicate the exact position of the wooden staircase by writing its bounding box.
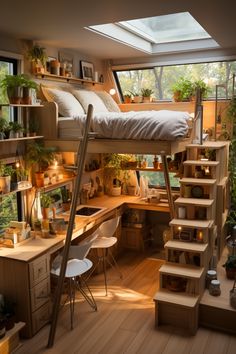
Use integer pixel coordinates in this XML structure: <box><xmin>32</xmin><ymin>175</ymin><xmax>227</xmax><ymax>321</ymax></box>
<box><xmin>154</xmin><ymin>141</ymin><xmax>229</xmax><ymax>335</ymax></box>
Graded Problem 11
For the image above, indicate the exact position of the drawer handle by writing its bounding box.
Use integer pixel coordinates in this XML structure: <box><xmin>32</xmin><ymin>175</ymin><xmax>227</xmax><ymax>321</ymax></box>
<box><xmin>38</xmin><ymin>267</ymin><xmax>43</xmax><ymax>274</ymax></box>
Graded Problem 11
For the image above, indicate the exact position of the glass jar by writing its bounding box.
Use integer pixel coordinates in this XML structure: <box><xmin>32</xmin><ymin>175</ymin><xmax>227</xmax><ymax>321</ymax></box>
<box><xmin>205</xmin><ymin>270</ymin><xmax>217</xmax><ymax>289</ymax></box>
<box><xmin>209</xmin><ymin>279</ymin><xmax>221</xmax><ymax>296</ymax></box>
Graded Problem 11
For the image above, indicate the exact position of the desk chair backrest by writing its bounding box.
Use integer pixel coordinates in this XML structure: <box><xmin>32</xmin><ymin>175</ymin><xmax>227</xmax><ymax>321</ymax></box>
<box><xmin>97</xmin><ymin>216</ymin><xmax>121</xmax><ymax>238</ymax></box>
<box><xmin>68</xmin><ymin>232</ymin><xmax>98</xmax><ymax>260</ymax></box>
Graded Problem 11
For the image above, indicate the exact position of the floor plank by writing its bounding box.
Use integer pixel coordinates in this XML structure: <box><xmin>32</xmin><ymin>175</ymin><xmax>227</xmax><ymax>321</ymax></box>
<box><xmin>15</xmin><ymin>250</ymin><xmax>235</xmax><ymax>354</ymax></box>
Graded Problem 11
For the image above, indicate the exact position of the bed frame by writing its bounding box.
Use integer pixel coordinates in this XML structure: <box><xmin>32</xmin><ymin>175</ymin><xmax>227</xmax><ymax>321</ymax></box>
<box><xmin>34</xmin><ymin>101</ymin><xmax>196</xmax><ymax>155</ymax></box>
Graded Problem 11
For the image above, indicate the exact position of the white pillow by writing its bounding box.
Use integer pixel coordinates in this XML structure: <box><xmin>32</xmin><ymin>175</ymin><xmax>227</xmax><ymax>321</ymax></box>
<box><xmin>73</xmin><ymin>90</ymin><xmax>109</xmax><ymax>113</ymax></box>
<box><xmin>96</xmin><ymin>91</ymin><xmax>120</xmax><ymax>112</ymax></box>
<box><xmin>45</xmin><ymin>88</ymin><xmax>85</xmax><ymax>117</ymax></box>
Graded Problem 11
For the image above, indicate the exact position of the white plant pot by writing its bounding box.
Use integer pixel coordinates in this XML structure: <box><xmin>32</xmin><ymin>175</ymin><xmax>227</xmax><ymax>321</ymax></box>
<box><xmin>111</xmin><ymin>186</ymin><xmax>121</xmax><ymax>196</ymax></box>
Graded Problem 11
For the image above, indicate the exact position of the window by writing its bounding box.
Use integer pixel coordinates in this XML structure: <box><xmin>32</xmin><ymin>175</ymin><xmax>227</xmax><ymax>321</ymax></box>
<box><xmin>87</xmin><ymin>12</ymin><xmax>218</xmax><ymax>54</ymax></box>
<box><xmin>0</xmin><ymin>193</ymin><xmax>18</xmax><ymax>233</ymax></box>
<box><xmin>114</xmin><ymin>60</ymin><xmax>236</xmax><ymax>101</ymax></box>
<box><xmin>137</xmin><ymin>155</ymin><xmax>180</xmax><ymax>189</ymax></box>
<box><xmin>0</xmin><ymin>56</ymin><xmax>18</xmax><ymax>121</ymax></box>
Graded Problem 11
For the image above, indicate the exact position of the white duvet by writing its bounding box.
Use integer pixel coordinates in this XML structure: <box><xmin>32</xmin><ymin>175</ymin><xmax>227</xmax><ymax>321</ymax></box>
<box><xmin>58</xmin><ymin>110</ymin><xmax>191</xmax><ymax>141</ymax></box>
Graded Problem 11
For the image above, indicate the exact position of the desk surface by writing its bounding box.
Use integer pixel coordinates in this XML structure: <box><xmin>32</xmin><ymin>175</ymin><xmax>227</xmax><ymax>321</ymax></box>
<box><xmin>0</xmin><ymin>195</ymin><xmax>169</xmax><ymax>262</ymax></box>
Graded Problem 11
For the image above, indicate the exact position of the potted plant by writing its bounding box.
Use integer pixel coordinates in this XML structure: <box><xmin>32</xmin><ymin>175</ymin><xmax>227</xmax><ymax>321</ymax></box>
<box><xmin>21</xmin><ymin>75</ymin><xmax>38</xmax><ymax>105</ymax></box>
<box><xmin>171</xmin><ymin>77</ymin><xmax>194</xmax><ymax>102</ymax></box>
<box><xmin>27</xmin><ymin>44</ymin><xmax>48</xmax><ymax>74</ymax></box>
<box><xmin>141</xmin><ymin>88</ymin><xmax>154</xmax><ymax>103</ymax></box>
<box><xmin>123</xmin><ymin>93</ymin><xmax>132</xmax><ymax>104</ymax></box>
<box><xmin>0</xmin><ymin>299</ymin><xmax>15</xmax><ymax>331</ymax></box>
<box><xmin>0</xmin><ymin>117</ymin><xmax>8</xmax><ymax>140</ymax></box>
<box><xmin>40</xmin><ymin>193</ymin><xmax>53</xmax><ymax>219</ymax></box>
<box><xmin>104</xmin><ymin>153</ymin><xmax>131</xmax><ymax>196</ymax></box>
<box><xmin>61</xmin><ymin>187</ymin><xmax>72</xmax><ymax>211</ymax></box>
<box><xmin>26</xmin><ymin>142</ymin><xmax>56</xmax><ymax>187</ymax></box>
<box><xmin>8</xmin><ymin>121</ymin><xmax>23</xmax><ymax>139</ymax></box>
<box><xmin>0</xmin><ymin>74</ymin><xmax>25</xmax><ymax>104</ymax></box>
<box><xmin>129</xmin><ymin>90</ymin><xmax>142</xmax><ymax>103</ymax></box>
<box><xmin>191</xmin><ymin>79</ymin><xmax>209</xmax><ymax>100</ymax></box>
<box><xmin>0</xmin><ymin>162</ymin><xmax>13</xmax><ymax>194</ymax></box>
<box><xmin>223</xmin><ymin>255</ymin><xmax>236</xmax><ymax>279</ymax></box>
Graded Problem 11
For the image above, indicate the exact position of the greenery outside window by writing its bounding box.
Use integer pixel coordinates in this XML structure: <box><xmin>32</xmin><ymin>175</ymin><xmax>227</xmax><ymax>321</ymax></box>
<box><xmin>137</xmin><ymin>155</ymin><xmax>180</xmax><ymax>189</ymax></box>
<box><xmin>114</xmin><ymin>60</ymin><xmax>236</xmax><ymax>101</ymax></box>
<box><xmin>0</xmin><ymin>57</ymin><xmax>18</xmax><ymax>122</ymax></box>
<box><xmin>0</xmin><ymin>193</ymin><xmax>18</xmax><ymax>233</ymax></box>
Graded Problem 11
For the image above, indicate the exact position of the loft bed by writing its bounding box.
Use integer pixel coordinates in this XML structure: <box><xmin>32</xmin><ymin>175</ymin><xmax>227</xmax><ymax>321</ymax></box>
<box><xmin>45</xmin><ymin>92</ymin><xmax>203</xmax><ymax>345</ymax></box>
<box><xmin>35</xmin><ymin>85</ymin><xmax>199</xmax><ymax>155</ymax></box>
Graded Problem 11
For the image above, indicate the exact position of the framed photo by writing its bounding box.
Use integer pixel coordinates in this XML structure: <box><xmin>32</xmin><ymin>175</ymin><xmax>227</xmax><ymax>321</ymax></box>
<box><xmin>80</xmin><ymin>60</ymin><xmax>94</xmax><ymax>81</ymax></box>
<box><xmin>179</xmin><ymin>229</ymin><xmax>193</xmax><ymax>242</ymax></box>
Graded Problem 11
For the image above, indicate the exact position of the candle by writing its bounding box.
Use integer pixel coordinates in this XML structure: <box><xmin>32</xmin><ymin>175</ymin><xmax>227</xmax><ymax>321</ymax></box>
<box><xmin>177</xmin><ymin>226</ymin><xmax>182</xmax><ymax>239</ymax></box>
<box><xmin>197</xmin><ymin>230</ymin><xmax>203</xmax><ymax>242</ymax></box>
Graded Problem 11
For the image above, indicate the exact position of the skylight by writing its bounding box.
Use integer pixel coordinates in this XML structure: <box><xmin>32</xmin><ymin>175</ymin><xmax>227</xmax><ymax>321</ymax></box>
<box><xmin>87</xmin><ymin>12</ymin><xmax>219</xmax><ymax>54</ymax></box>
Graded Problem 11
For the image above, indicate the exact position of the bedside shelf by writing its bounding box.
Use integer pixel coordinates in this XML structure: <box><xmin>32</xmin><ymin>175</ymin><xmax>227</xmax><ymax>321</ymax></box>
<box><xmin>35</xmin><ymin>72</ymin><xmax>103</xmax><ymax>85</ymax></box>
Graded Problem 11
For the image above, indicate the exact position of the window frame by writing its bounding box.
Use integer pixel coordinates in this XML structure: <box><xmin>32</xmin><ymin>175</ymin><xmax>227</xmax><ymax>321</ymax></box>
<box><xmin>113</xmin><ymin>58</ymin><xmax>236</xmax><ymax>102</ymax></box>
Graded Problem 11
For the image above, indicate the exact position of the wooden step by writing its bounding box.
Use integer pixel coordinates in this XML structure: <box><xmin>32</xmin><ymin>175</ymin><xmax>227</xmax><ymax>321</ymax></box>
<box><xmin>0</xmin><ymin>322</ymin><xmax>25</xmax><ymax>354</ymax></box>
<box><xmin>175</xmin><ymin>197</ymin><xmax>214</xmax><ymax>207</ymax></box>
<box><xmin>180</xmin><ymin>178</ymin><xmax>216</xmax><ymax>185</ymax></box>
<box><xmin>170</xmin><ymin>218</ymin><xmax>214</xmax><ymax>229</ymax></box>
<box><xmin>164</xmin><ymin>240</ymin><xmax>208</xmax><ymax>253</ymax></box>
<box><xmin>154</xmin><ymin>289</ymin><xmax>199</xmax><ymax>307</ymax></box>
<box><xmin>187</xmin><ymin>141</ymin><xmax>228</xmax><ymax>149</ymax></box>
<box><xmin>159</xmin><ymin>262</ymin><xmax>204</xmax><ymax>279</ymax></box>
<box><xmin>184</xmin><ymin>160</ymin><xmax>219</xmax><ymax>166</ymax></box>
<box><xmin>154</xmin><ymin>290</ymin><xmax>200</xmax><ymax>335</ymax></box>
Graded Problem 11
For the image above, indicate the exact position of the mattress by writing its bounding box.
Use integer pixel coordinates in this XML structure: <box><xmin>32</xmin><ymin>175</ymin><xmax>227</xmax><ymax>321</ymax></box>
<box><xmin>58</xmin><ymin>110</ymin><xmax>191</xmax><ymax>141</ymax></box>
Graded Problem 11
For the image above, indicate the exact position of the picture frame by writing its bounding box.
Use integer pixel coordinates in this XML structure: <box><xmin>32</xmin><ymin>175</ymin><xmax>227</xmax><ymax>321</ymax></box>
<box><xmin>178</xmin><ymin>229</ymin><xmax>193</xmax><ymax>242</ymax></box>
<box><xmin>80</xmin><ymin>60</ymin><xmax>94</xmax><ymax>81</ymax></box>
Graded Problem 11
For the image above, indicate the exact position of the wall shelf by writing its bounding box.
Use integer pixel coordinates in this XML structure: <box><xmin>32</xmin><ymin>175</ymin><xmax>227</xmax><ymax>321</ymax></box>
<box><xmin>0</xmin><ymin>136</ymin><xmax>43</xmax><ymax>143</ymax></box>
<box><xmin>35</xmin><ymin>72</ymin><xmax>103</xmax><ymax>86</ymax></box>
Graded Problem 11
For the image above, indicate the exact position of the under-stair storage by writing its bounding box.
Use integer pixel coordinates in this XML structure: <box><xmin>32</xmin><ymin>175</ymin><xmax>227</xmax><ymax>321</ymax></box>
<box><xmin>154</xmin><ymin>141</ymin><xmax>229</xmax><ymax>334</ymax></box>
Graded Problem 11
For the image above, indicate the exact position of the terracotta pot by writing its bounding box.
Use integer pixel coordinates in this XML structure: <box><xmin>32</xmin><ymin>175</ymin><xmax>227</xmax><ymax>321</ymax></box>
<box><xmin>21</xmin><ymin>87</ymin><xmax>32</xmax><ymax>105</ymax></box>
<box><xmin>42</xmin><ymin>208</ymin><xmax>50</xmax><ymax>220</ymax></box>
<box><xmin>124</xmin><ymin>96</ymin><xmax>132</xmax><ymax>104</ymax></box>
<box><xmin>7</xmin><ymin>86</ymin><xmax>22</xmax><ymax>104</ymax></box>
<box><xmin>226</xmin><ymin>268</ymin><xmax>236</xmax><ymax>280</ymax></box>
<box><xmin>0</xmin><ymin>175</ymin><xmax>11</xmax><ymax>194</ymax></box>
<box><xmin>35</xmin><ymin>172</ymin><xmax>44</xmax><ymax>188</ymax></box>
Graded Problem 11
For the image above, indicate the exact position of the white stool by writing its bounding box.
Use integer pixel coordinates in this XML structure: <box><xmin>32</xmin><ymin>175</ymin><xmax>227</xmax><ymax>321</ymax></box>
<box><xmin>51</xmin><ymin>233</ymin><xmax>98</xmax><ymax>329</ymax></box>
<box><xmin>91</xmin><ymin>216</ymin><xmax>122</xmax><ymax>295</ymax></box>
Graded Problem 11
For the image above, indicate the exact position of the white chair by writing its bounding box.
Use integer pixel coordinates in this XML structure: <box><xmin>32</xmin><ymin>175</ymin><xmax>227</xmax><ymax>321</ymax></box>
<box><xmin>51</xmin><ymin>232</ymin><xmax>98</xmax><ymax>329</ymax></box>
<box><xmin>90</xmin><ymin>216</ymin><xmax>122</xmax><ymax>295</ymax></box>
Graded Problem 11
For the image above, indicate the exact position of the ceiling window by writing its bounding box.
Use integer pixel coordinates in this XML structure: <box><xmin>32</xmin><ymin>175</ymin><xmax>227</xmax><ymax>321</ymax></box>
<box><xmin>87</xmin><ymin>12</ymin><xmax>219</xmax><ymax>54</ymax></box>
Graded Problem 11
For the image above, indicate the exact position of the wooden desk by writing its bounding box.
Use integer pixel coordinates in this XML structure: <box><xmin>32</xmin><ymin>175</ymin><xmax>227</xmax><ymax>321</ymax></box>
<box><xmin>0</xmin><ymin>195</ymin><xmax>169</xmax><ymax>338</ymax></box>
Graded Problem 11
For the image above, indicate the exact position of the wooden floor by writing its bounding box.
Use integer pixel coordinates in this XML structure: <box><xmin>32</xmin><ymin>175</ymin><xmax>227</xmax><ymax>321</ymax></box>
<box><xmin>16</xmin><ymin>250</ymin><xmax>236</xmax><ymax>354</ymax></box>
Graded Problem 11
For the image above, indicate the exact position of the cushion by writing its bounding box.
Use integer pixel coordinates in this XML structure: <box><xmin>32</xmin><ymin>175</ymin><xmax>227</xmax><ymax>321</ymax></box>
<box><xmin>96</xmin><ymin>91</ymin><xmax>120</xmax><ymax>112</ymax></box>
<box><xmin>41</xmin><ymin>86</ymin><xmax>85</xmax><ymax>117</ymax></box>
<box><xmin>73</xmin><ymin>89</ymin><xmax>109</xmax><ymax>113</ymax></box>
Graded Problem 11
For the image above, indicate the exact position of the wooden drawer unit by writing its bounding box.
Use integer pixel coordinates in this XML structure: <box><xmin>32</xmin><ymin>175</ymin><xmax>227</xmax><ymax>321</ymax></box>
<box><xmin>30</xmin><ymin>276</ymin><xmax>51</xmax><ymax>312</ymax></box>
<box><xmin>31</xmin><ymin>301</ymin><xmax>51</xmax><ymax>335</ymax></box>
<box><xmin>29</xmin><ymin>254</ymin><xmax>50</xmax><ymax>287</ymax></box>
